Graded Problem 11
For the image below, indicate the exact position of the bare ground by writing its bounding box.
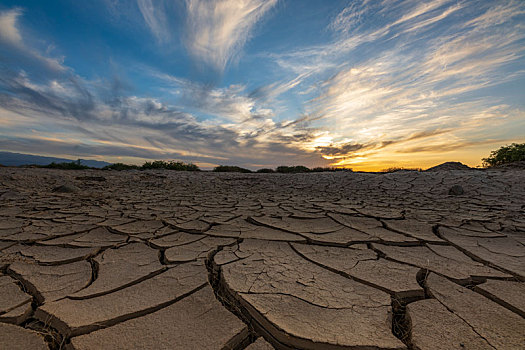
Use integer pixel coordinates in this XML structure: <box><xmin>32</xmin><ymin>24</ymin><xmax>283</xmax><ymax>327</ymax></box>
<box><xmin>1</xmin><ymin>168</ymin><xmax>524</xmax><ymax>349</ymax></box>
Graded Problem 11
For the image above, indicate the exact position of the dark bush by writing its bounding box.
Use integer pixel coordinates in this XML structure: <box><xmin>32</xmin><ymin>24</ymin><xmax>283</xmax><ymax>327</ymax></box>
<box><xmin>381</xmin><ymin>167</ymin><xmax>422</xmax><ymax>173</ymax></box>
<box><xmin>213</xmin><ymin>165</ymin><xmax>252</xmax><ymax>173</ymax></box>
<box><xmin>141</xmin><ymin>160</ymin><xmax>199</xmax><ymax>171</ymax></box>
<box><xmin>41</xmin><ymin>161</ymin><xmax>90</xmax><ymax>170</ymax></box>
<box><xmin>482</xmin><ymin>143</ymin><xmax>525</xmax><ymax>167</ymax></box>
<box><xmin>102</xmin><ymin>163</ymin><xmax>140</xmax><ymax>171</ymax></box>
<box><xmin>256</xmin><ymin>168</ymin><xmax>275</xmax><ymax>173</ymax></box>
<box><xmin>310</xmin><ymin>167</ymin><xmax>350</xmax><ymax>172</ymax></box>
<box><xmin>276</xmin><ymin>165</ymin><xmax>310</xmax><ymax>173</ymax></box>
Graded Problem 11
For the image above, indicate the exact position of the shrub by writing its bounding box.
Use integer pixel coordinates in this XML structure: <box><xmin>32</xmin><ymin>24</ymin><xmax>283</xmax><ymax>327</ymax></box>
<box><xmin>42</xmin><ymin>161</ymin><xmax>90</xmax><ymax>170</ymax></box>
<box><xmin>141</xmin><ymin>160</ymin><xmax>169</xmax><ymax>169</ymax></box>
<box><xmin>381</xmin><ymin>167</ymin><xmax>422</xmax><ymax>173</ymax></box>
<box><xmin>310</xmin><ymin>167</ymin><xmax>350</xmax><ymax>172</ymax></box>
<box><xmin>141</xmin><ymin>160</ymin><xmax>199</xmax><ymax>171</ymax></box>
<box><xmin>482</xmin><ymin>143</ymin><xmax>525</xmax><ymax>167</ymax></box>
<box><xmin>276</xmin><ymin>165</ymin><xmax>310</xmax><ymax>173</ymax></box>
<box><xmin>213</xmin><ymin>165</ymin><xmax>252</xmax><ymax>173</ymax></box>
<box><xmin>102</xmin><ymin>163</ymin><xmax>140</xmax><ymax>171</ymax></box>
<box><xmin>256</xmin><ymin>168</ymin><xmax>275</xmax><ymax>173</ymax></box>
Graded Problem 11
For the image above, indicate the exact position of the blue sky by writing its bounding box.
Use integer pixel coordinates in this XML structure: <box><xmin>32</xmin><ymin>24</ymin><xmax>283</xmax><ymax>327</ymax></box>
<box><xmin>0</xmin><ymin>0</ymin><xmax>524</xmax><ymax>170</ymax></box>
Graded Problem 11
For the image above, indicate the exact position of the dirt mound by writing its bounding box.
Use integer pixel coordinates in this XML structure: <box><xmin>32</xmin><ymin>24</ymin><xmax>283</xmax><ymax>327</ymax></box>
<box><xmin>425</xmin><ymin>162</ymin><xmax>472</xmax><ymax>172</ymax></box>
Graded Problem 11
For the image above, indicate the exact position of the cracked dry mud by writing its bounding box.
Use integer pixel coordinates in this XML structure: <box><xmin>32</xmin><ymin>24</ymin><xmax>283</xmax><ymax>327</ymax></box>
<box><xmin>0</xmin><ymin>168</ymin><xmax>524</xmax><ymax>350</ymax></box>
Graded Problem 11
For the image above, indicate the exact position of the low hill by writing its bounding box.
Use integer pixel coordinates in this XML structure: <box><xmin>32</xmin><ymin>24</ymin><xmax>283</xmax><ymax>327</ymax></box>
<box><xmin>425</xmin><ymin>162</ymin><xmax>472</xmax><ymax>172</ymax></box>
<box><xmin>0</xmin><ymin>151</ymin><xmax>111</xmax><ymax>168</ymax></box>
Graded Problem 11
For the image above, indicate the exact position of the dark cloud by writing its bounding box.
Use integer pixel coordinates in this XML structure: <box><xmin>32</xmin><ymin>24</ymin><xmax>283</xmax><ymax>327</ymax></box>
<box><xmin>0</xmin><ymin>68</ymin><xmax>244</xmax><ymax>150</ymax></box>
<box><xmin>0</xmin><ymin>136</ymin><xmax>211</xmax><ymax>163</ymax></box>
<box><xmin>315</xmin><ymin>142</ymin><xmax>366</xmax><ymax>157</ymax></box>
<box><xmin>312</xmin><ymin>129</ymin><xmax>452</xmax><ymax>159</ymax></box>
<box><xmin>0</xmin><ymin>70</ymin><xmax>97</xmax><ymax>121</ymax></box>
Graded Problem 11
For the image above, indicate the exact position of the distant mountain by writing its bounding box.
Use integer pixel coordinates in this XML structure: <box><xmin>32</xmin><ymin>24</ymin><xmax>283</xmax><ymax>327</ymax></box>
<box><xmin>0</xmin><ymin>151</ymin><xmax>111</xmax><ymax>168</ymax></box>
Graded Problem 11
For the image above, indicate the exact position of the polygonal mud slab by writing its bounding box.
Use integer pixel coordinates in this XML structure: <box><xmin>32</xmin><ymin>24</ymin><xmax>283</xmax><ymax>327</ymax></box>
<box><xmin>248</xmin><ymin>215</ymin><xmax>343</xmax><ymax>234</ymax></box>
<box><xmin>215</xmin><ymin>240</ymin><xmax>406</xmax><ymax>349</ymax></box>
<box><xmin>164</xmin><ymin>236</ymin><xmax>236</xmax><ymax>263</ymax></box>
<box><xmin>111</xmin><ymin>220</ymin><xmax>165</xmax><ymax>237</ymax></box>
<box><xmin>440</xmin><ymin>226</ymin><xmax>506</xmax><ymax>238</ymax></box>
<box><xmin>407</xmin><ymin>298</ymin><xmax>493</xmax><ymax>350</ymax></box>
<box><xmin>148</xmin><ymin>231</ymin><xmax>205</xmax><ymax>248</ymax></box>
<box><xmin>300</xmin><ymin>227</ymin><xmax>373</xmax><ymax>245</ymax></box>
<box><xmin>425</xmin><ymin>273</ymin><xmax>525</xmax><ymax>349</ymax></box>
<box><xmin>0</xmin><ymin>323</ymin><xmax>48</xmax><ymax>350</ymax></box>
<box><xmin>474</xmin><ymin>279</ymin><xmax>525</xmax><ymax>317</ymax></box>
<box><xmin>68</xmin><ymin>286</ymin><xmax>247</xmax><ymax>350</ymax></box>
<box><xmin>39</xmin><ymin>227</ymin><xmax>126</xmax><ymax>248</ymax></box>
<box><xmin>69</xmin><ymin>243</ymin><xmax>164</xmax><ymax>299</ymax></box>
<box><xmin>0</xmin><ymin>302</ymin><xmax>32</xmax><ymax>324</ymax></box>
<box><xmin>0</xmin><ymin>218</ymin><xmax>29</xmax><ymax>230</ymax></box>
<box><xmin>201</xmin><ymin>211</ymin><xmax>240</xmax><ymax>224</ymax></box>
<box><xmin>354</xmin><ymin>206</ymin><xmax>404</xmax><ymax>219</ymax></box>
<box><xmin>206</xmin><ymin>218</ymin><xmax>305</xmax><ymax>242</ymax></box>
<box><xmin>382</xmin><ymin>219</ymin><xmax>444</xmax><ymax>243</ymax></box>
<box><xmin>372</xmin><ymin>243</ymin><xmax>510</xmax><ymax>282</ymax></box>
<box><xmin>1</xmin><ymin>245</ymin><xmax>99</xmax><ymax>265</ymax></box>
<box><xmin>8</xmin><ymin>261</ymin><xmax>92</xmax><ymax>303</ymax></box>
<box><xmin>36</xmin><ymin>262</ymin><xmax>207</xmax><ymax>336</ymax></box>
<box><xmin>168</xmin><ymin>219</ymin><xmax>211</xmax><ymax>233</ymax></box>
<box><xmin>212</xmin><ymin>242</ymin><xmax>251</xmax><ymax>266</ymax></box>
<box><xmin>0</xmin><ymin>227</ymin><xmax>23</xmax><ymax>239</ymax></box>
<box><xmin>0</xmin><ymin>241</ymin><xmax>16</xmax><ymax>251</ymax></box>
<box><xmin>0</xmin><ymin>276</ymin><xmax>32</xmax><ymax>319</ymax></box>
<box><xmin>1</xmin><ymin>229</ymin><xmax>44</xmax><ymax>242</ymax></box>
<box><xmin>16</xmin><ymin>223</ymin><xmax>98</xmax><ymax>241</ymax></box>
<box><xmin>59</xmin><ymin>215</ymin><xmax>105</xmax><ymax>225</ymax></box>
<box><xmin>439</xmin><ymin>227</ymin><xmax>525</xmax><ymax>279</ymax></box>
<box><xmin>95</xmin><ymin>218</ymin><xmax>135</xmax><ymax>227</ymax></box>
<box><xmin>246</xmin><ymin>337</ymin><xmax>275</xmax><ymax>350</ymax></box>
<box><xmin>329</xmin><ymin>213</ymin><xmax>419</xmax><ymax>243</ymax></box>
<box><xmin>292</xmin><ymin>244</ymin><xmax>424</xmax><ymax>299</ymax></box>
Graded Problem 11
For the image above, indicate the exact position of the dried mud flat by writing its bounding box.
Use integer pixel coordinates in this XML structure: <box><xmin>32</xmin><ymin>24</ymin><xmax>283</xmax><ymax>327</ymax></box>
<box><xmin>0</xmin><ymin>167</ymin><xmax>524</xmax><ymax>350</ymax></box>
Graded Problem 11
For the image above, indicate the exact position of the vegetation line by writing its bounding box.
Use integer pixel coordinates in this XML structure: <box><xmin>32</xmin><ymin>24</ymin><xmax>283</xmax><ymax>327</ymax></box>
<box><xmin>5</xmin><ymin>142</ymin><xmax>524</xmax><ymax>172</ymax></box>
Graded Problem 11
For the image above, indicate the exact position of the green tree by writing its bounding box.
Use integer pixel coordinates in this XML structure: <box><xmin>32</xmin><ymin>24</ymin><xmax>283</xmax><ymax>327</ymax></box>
<box><xmin>482</xmin><ymin>143</ymin><xmax>525</xmax><ymax>167</ymax></box>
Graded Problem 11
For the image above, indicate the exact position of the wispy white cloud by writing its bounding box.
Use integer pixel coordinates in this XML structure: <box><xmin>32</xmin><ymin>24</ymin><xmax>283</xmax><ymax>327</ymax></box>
<box><xmin>136</xmin><ymin>0</ymin><xmax>170</xmax><ymax>43</ymax></box>
<box><xmin>462</xmin><ymin>0</ymin><xmax>525</xmax><ymax>29</ymax></box>
<box><xmin>0</xmin><ymin>8</ymin><xmax>65</xmax><ymax>72</ymax></box>
<box><xmin>151</xmin><ymin>71</ymin><xmax>274</xmax><ymax>123</ymax></box>
<box><xmin>183</xmin><ymin>0</ymin><xmax>277</xmax><ymax>71</ymax></box>
<box><xmin>400</xmin><ymin>2</ymin><xmax>463</xmax><ymax>34</ymax></box>
<box><xmin>389</xmin><ymin>0</ymin><xmax>453</xmax><ymax>29</ymax></box>
<box><xmin>0</xmin><ymin>8</ymin><xmax>23</xmax><ymax>45</ymax></box>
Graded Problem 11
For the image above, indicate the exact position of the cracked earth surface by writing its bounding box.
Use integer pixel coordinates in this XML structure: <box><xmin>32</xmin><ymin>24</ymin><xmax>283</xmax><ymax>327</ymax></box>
<box><xmin>0</xmin><ymin>167</ymin><xmax>524</xmax><ymax>349</ymax></box>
